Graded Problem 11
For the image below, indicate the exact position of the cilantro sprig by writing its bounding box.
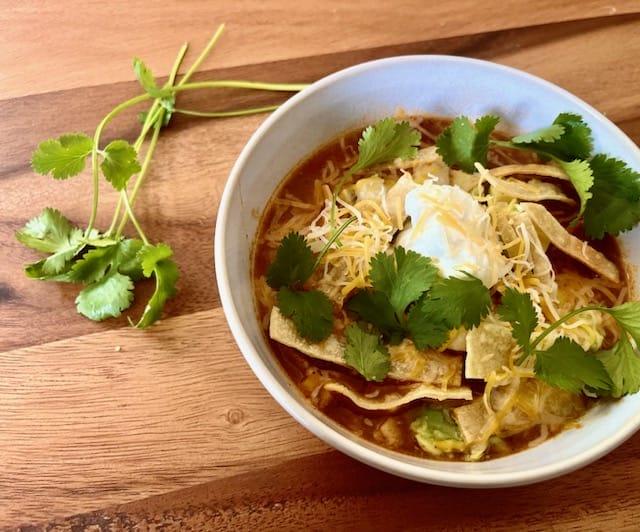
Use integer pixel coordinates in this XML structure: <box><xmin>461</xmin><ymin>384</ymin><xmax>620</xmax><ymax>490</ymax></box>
<box><xmin>498</xmin><ymin>288</ymin><xmax>640</xmax><ymax>397</ymax></box>
<box><xmin>266</xmin><ymin>217</ymin><xmax>357</xmax><ymax>342</ymax></box>
<box><xmin>331</xmin><ymin>118</ymin><xmax>421</xmax><ymax>227</ymax></box>
<box><xmin>17</xmin><ymin>24</ymin><xmax>307</xmax><ymax>327</ymax></box>
<box><xmin>436</xmin><ymin>113</ymin><xmax>640</xmax><ymax>237</ymax></box>
<box><xmin>343</xmin><ymin>324</ymin><xmax>391</xmax><ymax>382</ymax></box>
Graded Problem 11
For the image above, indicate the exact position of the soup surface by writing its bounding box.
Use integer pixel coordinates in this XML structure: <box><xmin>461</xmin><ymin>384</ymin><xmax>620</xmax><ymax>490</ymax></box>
<box><xmin>252</xmin><ymin>115</ymin><xmax>630</xmax><ymax>461</ymax></box>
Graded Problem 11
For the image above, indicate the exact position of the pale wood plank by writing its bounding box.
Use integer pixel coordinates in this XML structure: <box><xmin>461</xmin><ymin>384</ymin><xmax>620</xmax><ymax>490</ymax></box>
<box><xmin>1</xmin><ymin>1</ymin><xmax>638</xmax><ymax>98</ymax></box>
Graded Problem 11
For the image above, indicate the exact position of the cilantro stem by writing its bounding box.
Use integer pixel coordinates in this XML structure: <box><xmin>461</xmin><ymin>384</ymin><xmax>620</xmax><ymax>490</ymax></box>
<box><xmin>517</xmin><ymin>304</ymin><xmax>605</xmax><ymax>364</ymax></box>
<box><xmin>173</xmin><ymin>105</ymin><xmax>280</xmax><ymax>118</ymax></box>
<box><xmin>492</xmin><ymin>139</ymin><xmax>563</xmax><ymax>166</ymax></box>
<box><xmin>176</xmin><ymin>24</ymin><xmax>225</xmax><ymax>88</ymax></box>
<box><xmin>174</xmin><ymin>80</ymin><xmax>309</xmax><ymax>93</ymax></box>
<box><xmin>86</xmin><ymin>93</ymin><xmax>153</xmax><ymax>239</ymax></box>
<box><xmin>112</xmin><ymin>43</ymin><xmax>188</xmax><ymax>239</ymax></box>
<box><xmin>115</xmin><ymin>110</ymin><xmax>165</xmax><ymax>240</ymax></box>
<box><xmin>312</xmin><ymin>215</ymin><xmax>357</xmax><ymax>272</ymax></box>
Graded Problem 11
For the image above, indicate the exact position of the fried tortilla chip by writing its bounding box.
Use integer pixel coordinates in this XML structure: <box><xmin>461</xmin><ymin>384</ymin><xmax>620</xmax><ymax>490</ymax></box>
<box><xmin>452</xmin><ymin>399</ymin><xmax>491</xmax><ymax>444</ymax></box>
<box><xmin>453</xmin><ymin>378</ymin><xmax>588</xmax><ymax>445</ymax></box>
<box><xmin>478</xmin><ymin>164</ymin><xmax>575</xmax><ymax>204</ymax></box>
<box><xmin>465</xmin><ymin>318</ymin><xmax>515</xmax><ymax>380</ymax></box>
<box><xmin>494</xmin><ymin>203</ymin><xmax>556</xmax><ymax>294</ymax></box>
<box><xmin>489</xmin><ymin>163</ymin><xmax>570</xmax><ymax>181</ymax></box>
<box><xmin>324</xmin><ymin>381</ymin><xmax>472</xmax><ymax>411</ymax></box>
<box><xmin>521</xmin><ymin>202</ymin><xmax>620</xmax><ymax>283</ymax></box>
<box><xmin>269</xmin><ymin>307</ymin><xmax>463</xmax><ymax>386</ymax></box>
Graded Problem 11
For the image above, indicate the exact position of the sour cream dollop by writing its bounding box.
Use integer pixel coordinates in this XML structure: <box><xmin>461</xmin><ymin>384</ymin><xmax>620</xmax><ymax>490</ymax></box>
<box><xmin>396</xmin><ymin>181</ymin><xmax>506</xmax><ymax>288</ymax></box>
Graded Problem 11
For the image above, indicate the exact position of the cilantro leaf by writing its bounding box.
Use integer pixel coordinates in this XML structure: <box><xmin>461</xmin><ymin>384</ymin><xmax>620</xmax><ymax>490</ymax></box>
<box><xmin>596</xmin><ymin>334</ymin><xmax>640</xmax><ymax>397</ymax></box>
<box><xmin>266</xmin><ymin>232</ymin><xmax>316</xmax><ymax>289</ymax></box>
<box><xmin>138</xmin><ymin>242</ymin><xmax>174</xmax><ymax>276</ymax></box>
<box><xmin>277</xmin><ymin>286</ymin><xmax>333</xmax><ymax>342</ymax></box>
<box><xmin>582</xmin><ymin>154</ymin><xmax>640</xmax><ymax>238</ymax></box>
<box><xmin>604</xmin><ymin>302</ymin><xmax>640</xmax><ymax>347</ymax></box>
<box><xmin>368</xmin><ymin>247</ymin><xmax>440</xmax><ymax>318</ymax></box>
<box><xmin>69</xmin><ymin>238</ymin><xmax>144</xmax><ymax>284</ymax></box>
<box><xmin>511</xmin><ymin>113</ymin><xmax>593</xmax><ymax>161</ymax></box>
<box><xmin>498</xmin><ymin>288</ymin><xmax>538</xmax><ymax>354</ymax></box>
<box><xmin>405</xmin><ymin>275</ymin><xmax>490</xmax><ymax>350</ymax></box>
<box><xmin>511</xmin><ymin>123</ymin><xmax>565</xmax><ymax>144</ymax></box>
<box><xmin>132</xmin><ymin>58</ymin><xmax>175</xmax><ymax>126</ymax></box>
<box><xmin>31</xmin><ymin>133</ymin><xmax>94</xmax><ymax>180</ymax></box>
<box><xmin>16</xmin><ymin>208</ymin><xmax>82</xmax><ymax>254</ymax></box>
<box><xmin>134</xmin><ymin>243</ymin><xmax>179</xmax><ymax>328</ymax></box>
<box><xmin>534</xmin><ymin>337</ymin><xmax>612</xmax><ymax>394</ymax></box>
<box><xmin>16</xmin><ymin>208</ymin><xmax>85</xmax><ymax>276</ymax></box>
<box><xmin>331</xmin><ymin>118</ymin><xmax>421</xmax><ymax>228</ymax></box>
<box><xmin>69</xmin><ymin>244</ymin><xmax>121</xmax><ymax>284</ymax></box>
<box><xmin>352</xmin><ymin>118</ymin><xmax>421</xmax><ymax>173</ymax></box>
<box><xmin>428</xmin><ymin>275</ymin><xmax>491</xmax><ymax>329</ymax></box>
<box><xmin>435</xmin><ymin>115</ymin><xmax>500</xmax><ymax>173</ymax></box>
<box><xmin>75</xmin><ymin>272</ymin><xmax>135</xmax><ymax>320</ymax></box>
<box><xmin>100</xmin><ymin>140</ymin><xmax>141</xmax><ymax>190</ymax></box>
<box><xmin>344</xmin><ymin>323</ymin><xmax>391</xmax><ymax>381</ymax></box>
<box><xmin>559</xmin><ymin>159</ymin><xmax>593</xmax><ymax>218</ymax></box>
<box><xmin>346</xmin><ymin>289</ymin><xmax>405</xmax><ymax>344</ymax></box>
<box><xmin>406</xmin><ymin>296</ymin><xmax>451</xmax><ymax>350</ymax></box>
<box><xmin>133</xmin><ymin>57</ymin><xmax>171</xmax><ymax>100</ymax></box>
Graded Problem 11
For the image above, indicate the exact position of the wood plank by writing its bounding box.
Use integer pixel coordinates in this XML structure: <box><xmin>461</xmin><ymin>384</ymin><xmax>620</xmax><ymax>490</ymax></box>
<box><xmin>37</xmin><ymin>438</ymin><xmax>640</xmax><ymax>531</ymax></box>
<box><xmin>0</xmin><ymin>308</ymin><xmax>329</xmax><ymax>525</ymax></box>
<box><xmin>2</xmin><ymin>1</ymin><xmax>637</xmax><ymax>99</ymax></box>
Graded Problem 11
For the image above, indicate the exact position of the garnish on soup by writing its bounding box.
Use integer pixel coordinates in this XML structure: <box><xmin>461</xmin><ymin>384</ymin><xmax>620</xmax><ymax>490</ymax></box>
<box><xmin>253</xmin><ymin>112</ymin><xmax>640</xmax><ymax>461</ymax></box>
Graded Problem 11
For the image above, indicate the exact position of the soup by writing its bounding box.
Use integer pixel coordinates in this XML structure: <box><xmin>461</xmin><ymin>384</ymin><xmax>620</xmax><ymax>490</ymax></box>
<box><xmin>252</xmin><ymin>114</ymin><xmax>633</xmax><ymax>461</ymax></box>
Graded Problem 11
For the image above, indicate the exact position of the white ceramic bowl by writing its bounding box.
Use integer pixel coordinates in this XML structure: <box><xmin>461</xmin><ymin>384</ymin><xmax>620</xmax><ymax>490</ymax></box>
<box><xmin>214</xmin><ymin>55</ymin><xmax>640</xmax><ymax>487</ymax></box>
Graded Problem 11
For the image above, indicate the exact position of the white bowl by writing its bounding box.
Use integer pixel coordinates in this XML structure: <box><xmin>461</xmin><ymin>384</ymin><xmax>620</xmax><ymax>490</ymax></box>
<box><xmin>214</xmin><ymin>55</ymin><xmax>640</xmax><ymax>487</ymax></box>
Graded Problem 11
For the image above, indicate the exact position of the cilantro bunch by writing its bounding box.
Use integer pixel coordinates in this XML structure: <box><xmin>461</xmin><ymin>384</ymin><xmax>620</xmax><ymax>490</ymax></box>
<box><xmin>435</xmin><ymin>113</ymin><xmax>640</xmax><ymax>238</ymax></box>
<box><xmin>16</xmin><ymin>24</ymin><xmax>306</xmax><ymax>327</ymax></box>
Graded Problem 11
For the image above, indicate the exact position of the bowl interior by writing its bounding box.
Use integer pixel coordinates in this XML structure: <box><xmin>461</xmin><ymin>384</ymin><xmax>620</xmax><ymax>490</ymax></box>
<box><xmin>215</xmin><ymin>55</ymin><xmax>640</xmax><ymax>487</ymax></box>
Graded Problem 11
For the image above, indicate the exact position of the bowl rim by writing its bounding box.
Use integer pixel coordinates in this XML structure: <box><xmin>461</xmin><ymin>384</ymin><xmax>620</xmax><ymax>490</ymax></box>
<box><xmin>214</xmin><ymin>54</ymin><xmax>640</xmax><ymax>488</ymax></box>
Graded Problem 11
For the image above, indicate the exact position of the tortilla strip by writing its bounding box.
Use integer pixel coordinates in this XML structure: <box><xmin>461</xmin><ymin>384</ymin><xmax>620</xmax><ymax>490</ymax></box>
<box><xmin>490</xmin><ymin>163</ymin><xmax>570</xmax><ymax>181</ymax></box>
<box><xmin>452</xmin><ymin>399</ymin><xmax>491</xmax><ymax>444</ymax></box>
<box><xmin>494</xmin><ymin>204</ymin><xmax>556</xmax><ymax>292</ymax></box>
<box><xmin>478</xmin><ymin>164</ymin><xmax>575</xmax><ymax>205</ymax></box>
<box><xmin>269</xmin><ymin>307</ymin><xmax>463</xmax><ymax>386</ymax></box>
<box><xmin>454</xmin><ymin>379</ymin><xmax>588</xmax><ymax>444</ymax></box>
<box><xmin>521</xmin><ymin>202</ymin><xmax>620</xmax><ymax>283</ymax></box>
<box><xmin>324</xmin><ymin>381</ymin><xmax>472</xmax><ymax>411</ymax></box>
<box><xmin>465</xmin><ymin>318</ymin><xmax>514</xmax><ymax>380</ymax></box>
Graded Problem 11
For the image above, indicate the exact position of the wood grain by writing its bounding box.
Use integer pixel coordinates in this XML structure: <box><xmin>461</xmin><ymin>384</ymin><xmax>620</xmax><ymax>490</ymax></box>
<box><xmin>43</xmin><ymin>440</ymin><xmax>640</xmax><ymax>531</ymax></box>
<box><xmin>0</xmin><ymin>308</ymin><xmax>329</xmax><ymax>524</ymax></box>
<box><xmin>1</xmin><ymin>1</ymin><xmax>635</xmax><ymax>99</ymax></box>
<box><xmin>2</xmin><ymin>2</ymin><xmax>640</xmax><ymax>529</ymax></box>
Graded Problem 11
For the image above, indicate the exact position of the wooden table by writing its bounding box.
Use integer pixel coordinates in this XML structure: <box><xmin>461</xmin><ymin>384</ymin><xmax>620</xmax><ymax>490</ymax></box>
<box><xmin>2</xmin><ymin>1</ymin><xmax>640</xmax><ymax>529</ymax></box>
